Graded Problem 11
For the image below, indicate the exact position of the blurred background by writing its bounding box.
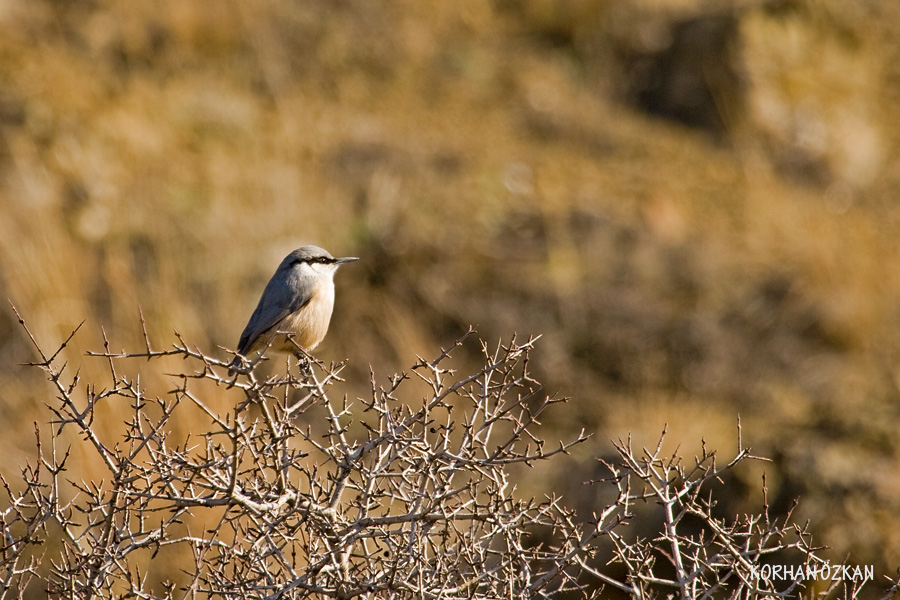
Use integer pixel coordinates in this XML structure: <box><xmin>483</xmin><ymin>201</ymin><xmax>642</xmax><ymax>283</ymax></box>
<box><xmin>1</xmin><ymin>0</ymin><xmax>900</xmax><ymax>593</ymax></box>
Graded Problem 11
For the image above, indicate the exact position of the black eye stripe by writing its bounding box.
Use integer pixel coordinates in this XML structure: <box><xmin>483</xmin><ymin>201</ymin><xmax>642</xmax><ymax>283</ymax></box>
<box><xmin>292</xmin><ymin>256</ymin><xmax>332</xmax><ymax>266</ymax></box>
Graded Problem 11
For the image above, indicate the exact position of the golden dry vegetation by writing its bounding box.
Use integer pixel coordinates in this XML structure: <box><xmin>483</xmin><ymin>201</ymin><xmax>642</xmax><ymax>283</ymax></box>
<box><xmin>2</xmin><ymin>0</ymin><xmax>900</xmax><ymax>593</ymax></box>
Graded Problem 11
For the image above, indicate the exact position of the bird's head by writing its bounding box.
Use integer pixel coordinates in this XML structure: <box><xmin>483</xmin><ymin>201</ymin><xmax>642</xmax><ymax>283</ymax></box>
<box><xmin>282</xmin><ymin>245</ymin><xmax>358</xmax><ymax>278</ymax></box>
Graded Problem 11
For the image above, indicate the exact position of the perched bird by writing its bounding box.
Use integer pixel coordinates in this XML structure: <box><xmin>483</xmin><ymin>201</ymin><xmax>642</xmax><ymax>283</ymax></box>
<box><xmin>231</xmin><ymin>245</ymin><xmax>357</xmax><ymax>370</ymax></box>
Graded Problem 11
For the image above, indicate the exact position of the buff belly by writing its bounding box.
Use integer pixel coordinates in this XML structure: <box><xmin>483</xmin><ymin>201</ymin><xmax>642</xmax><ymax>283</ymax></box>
<box><xmin>251</xmin><ymin>285</ymin><xmax>335</xmax><ymax>354</ymax></box>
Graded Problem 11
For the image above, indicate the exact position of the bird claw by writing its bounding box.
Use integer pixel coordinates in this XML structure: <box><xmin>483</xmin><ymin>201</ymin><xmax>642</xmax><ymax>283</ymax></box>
<box><xmin>227</xmin><ymin>356</ymin><xmax>247</xmax><ymax>376</ymax></box>
<box><xmin>296</xmin><ymin>354</ymin><xmax>312</xmax><ymax>377</ymax></box>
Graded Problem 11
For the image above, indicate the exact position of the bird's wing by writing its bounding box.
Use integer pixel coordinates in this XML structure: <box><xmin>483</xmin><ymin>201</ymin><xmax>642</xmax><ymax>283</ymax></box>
<box><xmin>236</xmin><ymin>275</ymin><xmax>311</xmax><ymax>355</ymax></box>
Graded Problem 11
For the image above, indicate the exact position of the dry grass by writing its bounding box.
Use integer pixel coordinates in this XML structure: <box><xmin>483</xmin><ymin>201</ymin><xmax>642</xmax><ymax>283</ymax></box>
<box><xmin>2</xmin><ymin>0</ymin><xmax>900</xmax><ymax>592</ymax></box>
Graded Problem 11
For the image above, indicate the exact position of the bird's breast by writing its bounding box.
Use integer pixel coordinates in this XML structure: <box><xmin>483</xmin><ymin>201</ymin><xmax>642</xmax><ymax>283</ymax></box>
<box><xmin>277</xmin><ymin>279</ymin><xmax>335</xmax><ymax>351</ymax></box>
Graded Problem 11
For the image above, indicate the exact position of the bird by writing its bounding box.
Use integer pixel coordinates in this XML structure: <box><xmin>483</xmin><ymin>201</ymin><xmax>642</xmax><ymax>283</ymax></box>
<box><xmin>230</xmin><ymin>245</ymin><xmax>358</xmax><ymax>371</ymax></box>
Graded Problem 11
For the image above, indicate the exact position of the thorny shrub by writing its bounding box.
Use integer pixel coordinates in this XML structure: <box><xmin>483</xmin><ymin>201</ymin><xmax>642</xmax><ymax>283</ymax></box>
<box><xmin>2</xmin><ymin>308</ymin><xmax>898</xmax><ymax>599</ymax></box>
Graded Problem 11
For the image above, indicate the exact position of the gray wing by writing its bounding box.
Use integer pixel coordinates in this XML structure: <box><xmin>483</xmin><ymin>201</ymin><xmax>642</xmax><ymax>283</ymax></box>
<box><xmin>237</xmin><ymin>270</ymin><xmax>311</xmax><ymax>355</ymax></box>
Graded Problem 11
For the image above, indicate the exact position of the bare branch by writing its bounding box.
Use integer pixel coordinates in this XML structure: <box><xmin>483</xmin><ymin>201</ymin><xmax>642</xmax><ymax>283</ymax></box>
<box><xmin>1</xmin><ymin>312</ymin><xmax>894</xmax><ymax>599</ymax></box>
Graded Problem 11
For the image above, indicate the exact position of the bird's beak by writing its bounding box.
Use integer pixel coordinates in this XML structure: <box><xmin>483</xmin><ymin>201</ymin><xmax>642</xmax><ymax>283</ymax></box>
<box><xmin>336</xmin><ymin>256</ymin><xmax>359</xmax><ymax>265</ymax></box>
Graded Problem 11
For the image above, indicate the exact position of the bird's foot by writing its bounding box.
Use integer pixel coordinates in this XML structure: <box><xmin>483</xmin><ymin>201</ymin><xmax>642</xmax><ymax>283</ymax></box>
<box><xmin>296</xmin><ymin>355</ymin><xmax>312</xmax><ymax>377</ymax></box>
<box><xmin>227</xmin><ymin>355</ymin><xmax>247</xmax><ymax>376</ymax></box>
